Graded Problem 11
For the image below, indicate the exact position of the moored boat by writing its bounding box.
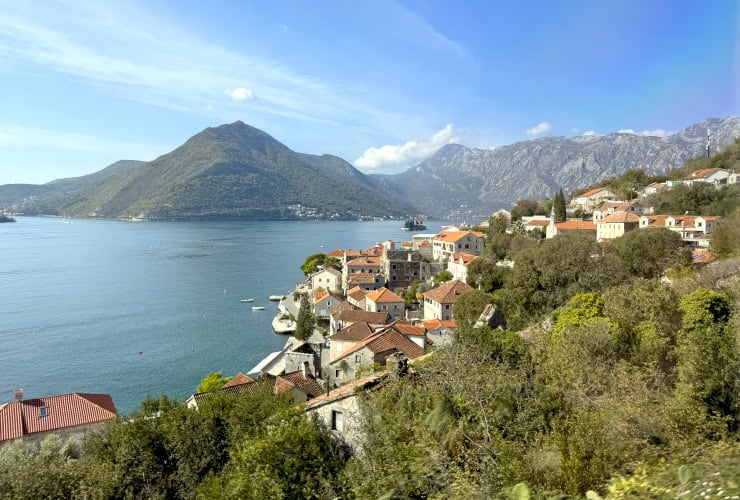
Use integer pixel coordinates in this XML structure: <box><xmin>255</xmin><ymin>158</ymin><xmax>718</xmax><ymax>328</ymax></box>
<box><xmin>268</xmin><ymin>294</ymin><xmax>285</xmax><ymax>301</ymax></box>
<box><xmin>239</xmin><ymin>298</ymin><xmax>254</xmax><ymax>303</ymax></box>
<box><xmin>252</xmin><ymin>306</ymin><xmax>266</xmax><ymax>310</ymax></box>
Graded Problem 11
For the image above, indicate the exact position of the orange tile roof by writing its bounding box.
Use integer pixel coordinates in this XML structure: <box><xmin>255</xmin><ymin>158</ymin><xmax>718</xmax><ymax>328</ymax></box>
<box><xmin>578</xmin><ymin>187</ymin><xmax>608</xmax><ymax>198</ymax></box>
<box><xmin>306</xmin><ymin>372</ymin><xmax>385</xmax><ymax>409</ymax></box>
<box><xmin>330</xmin><ymin>321</ymin><xmax>376</xmax><ymax>342</ymax></box>
<box><xmin>437</xmin><ymin>230</ymin><xmax>483</xmax><ymax>243</ymax></box>
<box><xmin>600</xmin><ymin>212</ymin><xmax>641</xmax><ymax>223</ymax></box>
<box><xmin>331</xmin><ymin>328</ymin><xmax>424</xmax><ymax>364</ymax></box>
<box><xmin>388</xmin><ymin>319</ymin><xmax>425</xmax><ymax>337</ymax></box>
<box><xmin>555</xmin><ymin>221</ymin><xmax>597</xmax><ymax>231</ymax></box>
<box><xmin>527</xmin><ymin>220</ymin><xmax>549</xmax><ymax>227</ymax></box>
<box><xmin>347</xmin><ymin>273</ymin><xmax>378</xmax><ymax>285</ymax></box>
<box><xmin>347</xmin><ymin>286</ymin><xmax>368</xmax><ymax>301</ymax></box>
<box><xmin>313</xmin><ymin>290</ymin><xmax>329</xmax><ymax>304</ymax></box>
<box><xmin>346</xmin><ymin>256</ymin><xmax>380</xmax><ymax>266</ymax></box>
<box><xmin>417</xmin><ymin>240</ymin><xmax>432</xmax><ymax>247</ymax></box>
<box><xmin>326</xmin><ymin>249</ymin><xmax>345</xmax><ymax>257</ymax></box>
<box><xmin>688</xmin><ymin>168</ymin><xmax>718</xmax><ymax>179</ymax></box>
<box><xmin>641</xmin><ymin>215</ymin><xmax>668</xmax><ymax>226</ymax></box>
<box><xmin>423</xmin><ymin>319</ymin><xmax>457</xmax><ymax>330</ymax></box>
<box><xmin>0</xmin><ymin>393</ymin><xmax>117</xmax><ymax>442</ymax></box>
<box><xmin>223</xmin><ymin>373</ymin><xmax>254</xmax><ymax>388</ymax></box>
<box><xmin>366</xmin><ymin>287</ymin><xmax>404</xmax><ymax>304</ymax></box>
<box><xmin>423</xmin><ymin>279</ymin><xmax>473</xmax><ymax>304</ymax></box>
<box><xmin>450</xmin><ymin>253</ymin><xmax>478</xmax><ymax>265</ymax></box>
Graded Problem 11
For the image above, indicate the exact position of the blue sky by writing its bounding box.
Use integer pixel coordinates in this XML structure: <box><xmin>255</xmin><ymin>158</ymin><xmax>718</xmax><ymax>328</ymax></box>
<box><xmin>0</xmin><ymin>0</ymin><xmax>737</xmax><ymax>185</ymax></box>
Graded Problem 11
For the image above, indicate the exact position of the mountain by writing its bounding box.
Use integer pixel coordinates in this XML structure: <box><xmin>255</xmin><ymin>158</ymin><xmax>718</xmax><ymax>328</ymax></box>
<box><xmin>369</xmin><ymin>117</ymin><xmax>740</xmax><ymax>219</ymax></box>
<box><xmin>0</xmin><ymin>122</ymin><xmax>415</xmax><ymax>220</ymax></box>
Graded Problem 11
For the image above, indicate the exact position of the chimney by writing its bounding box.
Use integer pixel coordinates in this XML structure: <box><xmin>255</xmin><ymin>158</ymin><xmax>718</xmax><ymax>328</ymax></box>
<box><xmin>14</xmin><ymin>388</ymin><xmax>23</xmax><ymax>402</ymax></box>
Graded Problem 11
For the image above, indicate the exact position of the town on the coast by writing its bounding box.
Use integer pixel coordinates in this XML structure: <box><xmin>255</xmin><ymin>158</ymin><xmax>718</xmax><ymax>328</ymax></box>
<box><xmin>0</xmin><ymin>155</ymin><xmax>740</xmax><ymax>498</ymax></box>
<box><xmin>1</xmin><ymin>162</ymin><xmax>736</xmax><ymax>448</ymax></box>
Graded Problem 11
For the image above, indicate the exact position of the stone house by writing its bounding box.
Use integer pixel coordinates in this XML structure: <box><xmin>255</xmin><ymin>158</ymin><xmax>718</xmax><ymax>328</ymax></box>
<box><xmin>327</xmin><ymin>328</ymin><xmax>423</xmax><ymax>386</ymax></box>
<box><xmin>596</xmin><ymin>211</ymin><xmax>641</xmax><ymax>241</ymax></box>
<box><xmin>346</xmin><ymin>286</ymin><xmax>368</xmax><ymax>309</ymax></box>
<box><xmin>310</xmin><ymin>267</ymin><xmax>342</xmax><ymax>294</ymax></box>
<box><xmin>0</xmin><ymin>391</ymin><xmax>117</xmax><ymax>447</ymax></box>
<box><xmin>313</xmin><ymin>290</ymin><xmax>343</xmax><ymax>319</ymax></box>
<box><xmin>423</xmin><ymin>319</ymin><xmax>457</xmax><ymax>347</ymax></box>
<box><xmin>572</xmin><ymin>188</ymin><xmax>617</xmax><ymax>213</ymax></box>
<box><xmin>365</xmin><ymin>287</ymin><xmax>406</xmax><ymax>321</ymax></box>
<box><xmin>685</xmin><ymin>168</ymin><xmax>730</xmax><ymax>187</ymax></box>
<box><xmin>343</xmin><ymin>256</ymin><xmax>381</xmax><ymax>290</ymax></box>
<box><xmin>639</xmin><ymin>214</ymin><xmax>720</xmax><ymax>247</ymax></box>
<box><xmin>592</xmin><ymin>201</ymin><xmax>643</xmax><ymax>224</ymax></box>
<box><xmin>346</xmin><ymin>272</ymin><xmax>385</xmax><ymax>292</ymax></box>
<box><xmin>447</xmin><ymin>252</ymin><xmax>478</xmax><ymax>283</ymax></box>
<box><xmin>380</xmin><ymin>248</ymin><xmax>430</xmax><ymax>290</ymax></box>
<box><xmin>432</xmin><ymin>231</ymin><xmax>485</xmax><ymax>262</ymax></box>
<box><xmin>423</xmin><ymin>279</ymin><xmax>473</xmax><ymax>321</ymax></box>
<box><xmin>329</xmin><ymin>309</ymin><xmax>390</xmax><ymax>336</ymax></box>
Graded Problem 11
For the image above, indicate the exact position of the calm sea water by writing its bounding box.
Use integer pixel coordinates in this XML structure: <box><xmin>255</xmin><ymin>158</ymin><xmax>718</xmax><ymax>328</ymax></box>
<box><xmin>0</xmin><ymin>217</ymin><xmax>440</xmax><ymax>414</ymax></box>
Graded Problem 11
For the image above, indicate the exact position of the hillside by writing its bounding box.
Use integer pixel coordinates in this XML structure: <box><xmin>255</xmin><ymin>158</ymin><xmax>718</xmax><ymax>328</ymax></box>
<box><xmin>0</xmin><ymin>123</ymin><xmax>415</xmax><ymax>220</ymax></box>
<box><xmin>370</xmin><ymin>117</ymin><xmax>740</xmax><ymax>219</ymax></box>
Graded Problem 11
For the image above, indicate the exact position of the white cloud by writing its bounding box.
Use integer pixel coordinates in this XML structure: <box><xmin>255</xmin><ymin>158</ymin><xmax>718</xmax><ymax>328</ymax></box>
<box><xmin>355</xmin><ymin>124</ymin><xmax>459</xmax><ymax>170</ymax></box>
<box><xmin>640</xmin><ymin>128</ymin><xmax>671</xmax><ymax>138</ymax></box>
<box><xmin>582</xmin><ymin>130</ymin><xmax>598</xmax><ymax>137</ymax></box>
<box><xmin>618</xmin><ymin>129</ymin><xmax>636</xmax><ymax>134</ymax></box>
<box><xmin>526</xmin><ymin>121</ymin><xmax>551</xmax><ymax>136</ymax></box>
<box><xmin>225</xmin><ymin>87</ymin><xmax>256</xmax><ymax>102</ymax></box>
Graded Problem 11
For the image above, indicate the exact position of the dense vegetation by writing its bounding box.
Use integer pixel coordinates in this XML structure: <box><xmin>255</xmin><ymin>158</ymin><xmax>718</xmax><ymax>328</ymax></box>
<box><xmin>2</xmin><ymin>144</ymin><xmax>739</xmax><ymax>498</ymax></box>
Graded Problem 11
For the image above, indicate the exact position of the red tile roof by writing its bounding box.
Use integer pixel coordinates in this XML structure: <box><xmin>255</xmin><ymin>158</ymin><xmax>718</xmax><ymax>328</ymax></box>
<box><xmin>423</xmin><ymin>319</ymin><xmax>457</xmax><ymax>330</ymax></box>
<box><xmin>578</xmin><ymin>187</ymin><xmax>609</xmax><ymax>198</ymax></box>
<box><xmin>600</xmin><ymin>212</ymin><xmax>641</xmax><ymax>223</ymax></box>
<box><xmin>276</xmin><ymin>371</ymin><xmax>324</xmax><ymax>399</ymax></box>
<box><xmin>688</xmin><ymin>168</ymin><xmax>719</xmax><ymax>179</ymax></box>
<box><xmin>555</xmin><ymin>221</ymin><xmax>597</xmax><ymax>231</ymax></box>
<box><xmin>329</xmin><ymin>300</ymin><xmax>354</xmax><ymax>317</ymax></box>
<box><xmin>437</xmin><ymin>230</ymin><xmax>484</xmax><ymax>243</ymax></box>
<box><xmin>366</xmin><ymin>287</ymin><xmax>404</xmax><ymax>304</ymax></box>
<box><xmin>330</xmin><ymin>321</ymin><xmax>376</xmax><ymax>342</ymax></box>
<box><xmin>423</xmin><ymin>279</ymin><xmax>473</xmax><ymax>304</ymax></box>
<box><xmin>0</xmin><ymin>393</ymin><xmax>117</xmax><ymax>442</ymax></box>
<box><xmin>347</xmin><ymin>272</ymin><xmax>378</xmax><ymax>285</ymax></box>
<box><xmin>331</xmin><ymin>328</ymin><xmax>424</xmax><ymax>363</ymax></box>
<box><xmin>223</xmin><ymin>373</ymin><xmax>254</xmax><ymax>388</ymax></box>
<box><xmin>526</xmin><ymin>220</ymin><xmax>549</xmax><ymax>227</ymax></box>
<box><xmin>347</xmin><ymin>286</ymin><xmax>368</xmax><ymax>301</ymax></box>
<box><xmin>346</xmin><ymin>256</ymin><xmax>380</xmax><ymax>266</ymax></box>
<box><xmin>450</xmin><ymin>253</ymin><xmax>479</xmax><ymax>265</ymax></box>
<box><xmin>388</xmin><ymin>319</ymin><xmax>426</xmax><ymax>337</ymax></box>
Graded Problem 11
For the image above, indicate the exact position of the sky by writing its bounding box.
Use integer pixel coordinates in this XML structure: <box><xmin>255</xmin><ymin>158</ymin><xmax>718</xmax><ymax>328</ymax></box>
<box><xmin>0</xmin><ymin>0</ymin><xmax>738</xmax><ymax>185</ymax></box>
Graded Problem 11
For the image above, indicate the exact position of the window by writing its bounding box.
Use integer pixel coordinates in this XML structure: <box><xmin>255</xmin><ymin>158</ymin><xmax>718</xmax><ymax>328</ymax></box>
<box><xmin>445</xmin><ymin>304</ymin><xmax>450</xmax><ymax>309</ymax></box>
<box><xmin>355</xmin><ymin>354</ymin><xmax>362</xmax><ymax>364</ymax></box>
<box><xmin>331</xmin><ymin>410</ymin><xmax>344</xmax><ymax>431</ymax></box>
<box><xmin>335</xmin><ymin>369</ymin><xmax>344</xmax><ymax>380</ymax></box>
<box><xmin>39</xmin><ymin>407</ymin><xmax>48</xmax><ymax>418</ymax></box>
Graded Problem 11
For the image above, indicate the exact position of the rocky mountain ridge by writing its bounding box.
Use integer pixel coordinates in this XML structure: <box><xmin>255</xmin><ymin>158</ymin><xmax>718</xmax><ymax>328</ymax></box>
<box><xmin>369</xmin><ymin>117</ymin><xmax>740</xmax><ymax>219</ymax></box>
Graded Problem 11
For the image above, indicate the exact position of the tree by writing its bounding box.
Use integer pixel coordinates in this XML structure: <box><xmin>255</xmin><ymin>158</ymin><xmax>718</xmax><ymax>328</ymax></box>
<box><xmin>466</xmin><ymin>258</ymin><xmax>508</xmax><ymax>293</ymax></box>
<box><xmin>300</xmin><ymin>253</ymin><xmax>341</xmax><ymax>276</ymax></box>
<box><xmin>488</xmin><ymin>213</ymin><xmax>510</xmax><ymax>237</ymax></box>
<box><xmin>554</xmin><ymin>190</ymin><xmax>567</xmax><ymax>222</ymax></box>
<box><xmin>613</xmin><ymin>227</ymin><xmax>691</xmax><ymax>279</ymax></box>
<box><xmin>196</xmin><ymin>371</ymin><xmax>231</xmax><ymax>393</ymax></box>
<box><xmin>453</xmin><ymin>289</ymin><xmax>493</xmax><ymax>330</ymax></box>
<box><xmin>435</xmin><ymin>270</ymin><xmax>453</xmax><ymax>285</ymax></box>
<box><xmin>711</xmin><ymin>207</ymin><xmax>740</xmax><ymax>258</ymax></box>
<box><xmin>294</xmin><ymin>294</ymin><xmax>315</xmax><ymax>341</ymax></box>
<box><xmin>511</xmin><ymin>199</ymin><xmax>539</xmax><ymax>220</ymax></box>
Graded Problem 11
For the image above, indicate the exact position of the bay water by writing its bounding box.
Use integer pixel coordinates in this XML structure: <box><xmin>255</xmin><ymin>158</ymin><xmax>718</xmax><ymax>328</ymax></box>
<box><xmin>0</xmin><ymin>217</ymin><xmax>440</xmax><ymax>414</ymax></box>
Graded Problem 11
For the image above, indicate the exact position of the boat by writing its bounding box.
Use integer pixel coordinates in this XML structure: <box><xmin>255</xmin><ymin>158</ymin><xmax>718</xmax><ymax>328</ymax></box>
<box><xmin>252</xmin><ymin>306</ymin><xmax>266</xmax><ymax>310</ymax></box>
<box><xmin>239</xmin><ymin>298</ymin><xmax>254</xmax><ymax>303</ymax></box>
<box><xmin>402</xmin><ymin>218</ymin><xmax>427</xmax><ymax>231</ymax></box>
<box><xmin>268</xmin><ymin>295</ymin><xmax>285</xmax><ymax>301</ymax></box>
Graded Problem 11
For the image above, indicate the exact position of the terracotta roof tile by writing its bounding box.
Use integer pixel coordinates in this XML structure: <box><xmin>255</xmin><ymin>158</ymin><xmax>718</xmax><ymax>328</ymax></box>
<box><xmin>450</xmin><ymin>253</ymin><xmax>478</xmax><ymax>265</ymax></box>
<box><xmin>526</xmin><ymin>220</ymin><xmax>549</xmax><ymax>227</ymax></box>
<box><xmin>334</xmin><ymin>309</ymin><xmax>391</xmax><ymax>324</ymax></box>
<box><xmin>329</xmin><ymin>300</ymin><xmax>354</xmax><ymax>316</ymax></box>
<box><xmin>0</xmin><ymin>393</ymin><xmax>117</xmax><ymax>442</ymax></box>
<box><xmin>331</xmin><ymin>328</ymin><xmax>424</xmax><ymax>364</ymax></box>
<box><xmin>278</xmin><ymin>371</ymin><xmax>324</xmax><ymax>399</ymax></box>
<box><xmin>330</xmin><ymin>321</ymin><xmax>375</xmax><ymax>342</ymax></box>
<box><xmin>600</xmin><ymin>212</ymin><xmax>641</xmax><ymax>223</ymax></box>
<box><xmin>555</xmin><ymin>221</ymin><xmax>597</xmax><ymax>231</ymax></box>
<box><xmin>223</xmin><ymin>373</ymin><xmax>254</xmax><ymax>388</ymax></box>
<box><xmin>437</xmin><ymin>230</ymin><xmax>483</xmax><ymax>243</ymax></box>
<box><xmin>365</xmin><ymin>287</ymin><xmax>404</xmax><ymax>304</ymax></box>
<box><xmin>347</xmin><ymin>287</ymin><xmax>368</xmax><ymax>301</ymax></box>
<box><xmin>423</xmin><ymin>279</ymin><xmax>473</xmax><ymax>304</ymax></box>
<box><xmin>578</xmin><ymin>187</ymin><xmax>609</xmax><ymax>198</ymax></box>
<box><xmin>688</xmin><ymin>168</ymin><xmax>718</xmax><ymax>179</ymax></box>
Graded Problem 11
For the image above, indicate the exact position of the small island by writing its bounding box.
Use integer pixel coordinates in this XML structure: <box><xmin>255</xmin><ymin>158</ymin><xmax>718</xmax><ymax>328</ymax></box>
<box><xmin>0</xmin><ymin>215</ymin><xmax>16</xmax><ymax>223</ymax></box>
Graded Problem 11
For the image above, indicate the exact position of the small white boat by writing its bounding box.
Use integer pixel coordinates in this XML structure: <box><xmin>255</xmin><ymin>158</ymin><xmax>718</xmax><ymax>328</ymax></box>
<box><xmin>268</xmin><ymin>295</ymin><xmax>285</xmax><ymax>301</ymax></box>
<box><xmin>252</xmin><ymin>306</ymin><xmax>266</xmax><ymax>310</ymax></box>
<box><xmin>239</xmin><ymin>298</ymin><xmax>254</xmax><ymax>303</ymax></box>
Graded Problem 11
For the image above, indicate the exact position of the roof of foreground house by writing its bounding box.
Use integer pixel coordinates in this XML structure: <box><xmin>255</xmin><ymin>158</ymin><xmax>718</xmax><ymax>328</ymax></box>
<box><xmin>330</xmin><ymin>321</ymin><xmax>376</xmax><ymax>343</ymax></box>
<box><xmin>0</xmin><ymin>392</ymin><xmax>117</xmax><ymax>442</ymax></box>
<box><xmin>223</xmin><ymin>372</ymin><xmax>254</xmax><ymax>388</ymax></box>
<box><xmin>331</xmin><ymin>328</ymin><xmax>424</xmax><ymax>364</ymax></box>
<box><xmin>333</xmin><ymin>309</ymin><xmax>391</xmax><ymax>324</ymax></box>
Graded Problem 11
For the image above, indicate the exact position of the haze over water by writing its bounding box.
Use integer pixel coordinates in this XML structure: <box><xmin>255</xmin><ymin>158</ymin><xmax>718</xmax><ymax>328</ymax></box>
<box><xmin>0</xmin><ymin>217</ymin><xmax>439</xmax><ymax>414</ymax></box>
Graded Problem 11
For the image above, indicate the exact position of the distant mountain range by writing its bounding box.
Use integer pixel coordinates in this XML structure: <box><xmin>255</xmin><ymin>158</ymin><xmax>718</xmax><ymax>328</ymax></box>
<box><xmin>1</xmin><ymin>117</ymin><xmax>738</xmax><ymax>220</ymax></box>
<box><xmin>0</xmin><ymin>122</ymin><xmax>415</xmax><ymax>220</ymax></box>
<box><xmin>368</xmin><ymin>117</ymin><xmax>740</xmax><ymax>219</ymax></box>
